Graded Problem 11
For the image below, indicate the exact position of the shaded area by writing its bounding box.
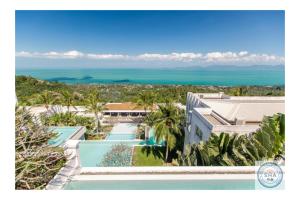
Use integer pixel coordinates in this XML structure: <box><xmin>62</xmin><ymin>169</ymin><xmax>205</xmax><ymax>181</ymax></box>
<box><xmin>132</xmin><ymin>146</ymin><xmax>165</xmax><ymax>166</ymax></box>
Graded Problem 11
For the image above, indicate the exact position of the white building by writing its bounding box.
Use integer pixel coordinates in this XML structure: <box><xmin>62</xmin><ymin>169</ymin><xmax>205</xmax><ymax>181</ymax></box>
<box><xmin>185</xmin><ymin>92</ymin><xmax>285</xmax><ymax>145</ymax></box>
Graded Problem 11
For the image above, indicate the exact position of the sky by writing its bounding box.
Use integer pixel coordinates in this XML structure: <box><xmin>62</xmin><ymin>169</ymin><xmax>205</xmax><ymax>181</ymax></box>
<box><xmin>15</xmin><ymin>10</ymin><xmax>285</xmax><ymax>68</ymax></box>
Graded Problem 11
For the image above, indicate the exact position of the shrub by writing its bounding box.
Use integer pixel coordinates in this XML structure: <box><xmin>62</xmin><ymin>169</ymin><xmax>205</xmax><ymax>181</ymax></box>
<box><xmin>100</xmin><ymin>144</ymin><xmax>132</xmax><ymax>167</ymax></box>
<box><xmin>41</xmin><ymin>112</ymin><xmax>95</xmax><ymax>131</ymax></box>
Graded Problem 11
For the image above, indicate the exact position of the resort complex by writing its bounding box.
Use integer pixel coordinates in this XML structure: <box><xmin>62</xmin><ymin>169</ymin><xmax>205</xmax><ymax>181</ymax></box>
<box><xmin>15</xmin><ymin>78</ymin><xmax>285</xmax><ymax>190</ymax></box>
<box><xmin>185</xmin><ymin>92</ymin><xmax>285</xmax><ymax>145</ymax></box>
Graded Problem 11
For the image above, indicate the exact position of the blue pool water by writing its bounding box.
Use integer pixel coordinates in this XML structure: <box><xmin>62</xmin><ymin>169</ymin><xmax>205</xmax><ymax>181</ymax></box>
<box><xmin>105</xmin><ymin>133</ymin><xmax>136</xmax><ymax>140</ymax></box>
<box><xmin>79</xmin><ymin>123</ymin><xmax>163</xmax><ymax>167</ymax></box>
<box><xmin>79</xmin><ymin>140</ymin><xmax>142</xmax><ymax>167</ymax></box>
<box><xmin>63</xmin><ymin>179</ymin><xmax>255</xmax><ymax>190</ymax></box>
<box><xmin>48</xmin><ymin>126</ymin><xmax>81</xmax><ymax>146</ymax></box>
<box><xmin>79</xmin><ymin>123</ymin><xmax>139</xmax><ymax>167</ymax></box>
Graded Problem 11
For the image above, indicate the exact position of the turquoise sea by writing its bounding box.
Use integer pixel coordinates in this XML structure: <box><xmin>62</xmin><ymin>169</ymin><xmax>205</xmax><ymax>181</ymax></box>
<box><xmin>16</xmin><ymin>66</ymin><xmax>284</xmax><ymax>86</ymax></box>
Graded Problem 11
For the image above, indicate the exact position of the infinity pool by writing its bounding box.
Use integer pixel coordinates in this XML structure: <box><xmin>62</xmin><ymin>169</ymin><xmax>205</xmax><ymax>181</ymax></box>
<box><xmin>48</xmin><ymin>126</ymin><xmax>82</xmax><ymax>147</ymax></box>
<box><xmin>63</xmin><ymin>179</ymin><xmax>255</xmax><ymax>190</ymax></box>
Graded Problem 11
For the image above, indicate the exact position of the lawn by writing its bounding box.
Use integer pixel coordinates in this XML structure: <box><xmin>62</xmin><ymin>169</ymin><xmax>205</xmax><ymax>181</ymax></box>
<box><xmin>132</xmin><ymin>146</ymin><xmax>165</xmax><ymax>166</ymax></box>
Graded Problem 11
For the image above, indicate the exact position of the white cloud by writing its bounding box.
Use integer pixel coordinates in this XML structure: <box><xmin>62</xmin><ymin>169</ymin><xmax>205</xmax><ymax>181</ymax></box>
<box><xmin>86</xmin><ymin>53</ymin><xmax>128</xmax><ymax>60</ymax></box>
<box><xmin>203</xmin><ymin>51</ymin><xmax>284</xmax><ymax>64</ymax></box>
<box><xmin>16</xmin><ymin>50</ymin><xmax>284</xmax><ymax>65</ymax></box>
<box><xmin>137</xmin><ymin>53</ymin><xmax>202</xmax><ymax>62</ymax></box>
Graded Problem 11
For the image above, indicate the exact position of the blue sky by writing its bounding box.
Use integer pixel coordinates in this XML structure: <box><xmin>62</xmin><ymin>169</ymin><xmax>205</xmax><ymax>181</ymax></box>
<box><xmin>16</xmin><ymin>10</ymin><xmax>285</xmax><ymax>68</ymax></box>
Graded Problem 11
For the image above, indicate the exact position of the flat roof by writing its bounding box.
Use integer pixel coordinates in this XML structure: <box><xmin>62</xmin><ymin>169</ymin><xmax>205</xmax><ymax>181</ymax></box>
<box><xmin>104</xmin><ymin>102</ymin><xmax>155</xmax><ymax>111</ymax></box>
<box><xmin>189</xmin><ymin>93</ymin><xmax>285</xmax><ymax>123</ymax></box>
<box><xmin>200</xmin><ymin>100</ymin><xmax>284</xmax><ymax>122</ymax></box>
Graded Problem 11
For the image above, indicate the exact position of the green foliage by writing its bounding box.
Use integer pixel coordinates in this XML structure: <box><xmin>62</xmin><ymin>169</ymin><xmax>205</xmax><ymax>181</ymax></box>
<box><xmin>59</xmin><ymin>91</ymin><xmax>83</xmax><ymax>112</ymax></box>
<box><xmin>177</xmin><ymin>113</ymin><xmax>285</xmax><ymax>166</ymax></box>
<box><xmin>85</xmin><ymin>90</ymin><xmax>105</xmax><ymax>133</ymax></box>
<box><xmin>15</xmin><ymin>106</ymin><xmax>66</xmax><ymax>190</ymax></box>
<box><xmin>146</xmin><ymin>101</ymin><xmax>185</xmax><ymax>163</ymax></box>
<box><xmin>100</xmin><ymin>144</ymin><xmax>132</xmax><ymax>167</ymax></box>
<box><xmin>136</xmin><ymin>91</ymin><xmax>156</xmax><ymax>111</ymax></box>
<box><xmin>41</xmin><ymin>112</ymin><xmax>95</xmax><ymax>131</ymax></box>
<box><xmin>16</xmin><ymin>76</ymin><xmax>285</xmax><ymax>106</ymax></box>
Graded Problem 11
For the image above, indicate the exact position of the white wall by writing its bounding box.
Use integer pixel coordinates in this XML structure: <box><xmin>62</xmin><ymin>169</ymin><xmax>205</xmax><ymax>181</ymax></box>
<box><xmin>189</xmin><ymin>111</ymin><xmax>213</xmax><ymax>144</ymax></box>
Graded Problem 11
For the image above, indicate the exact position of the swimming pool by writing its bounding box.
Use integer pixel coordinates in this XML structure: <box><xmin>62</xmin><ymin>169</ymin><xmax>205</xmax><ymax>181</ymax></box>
<box><xmin>105</xmin><ymin>133</ymin><xmax>136</xmax><ymax>140</ymax></box>
<box><xmin>63</xmin><ymin>179</ymin><xmax>255</xmax><ymax>190</ymax></box>
<box><xmin>48</xmin><ymin>126</ymin><xmax>82</xmax><ymax>146</ymax></box>
<box><xmin>79</xmin><ymin>123</ymin><xmax>164</xmax><ymax>167</ymax></box>
<box><xmin>79</xmin><ymin>123</ymin><xmax>139</xmax><ymax>167</ymax></box>
<box><xmin>79</xmin><ymin>140</ymin><xmax>142</xmax><ymax>167</ymax></box>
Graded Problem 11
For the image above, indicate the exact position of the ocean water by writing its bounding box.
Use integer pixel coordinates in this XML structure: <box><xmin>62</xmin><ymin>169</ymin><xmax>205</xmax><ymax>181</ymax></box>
<box><xmin>16</xmin><ymin>66</ymin><xmax>285</xmax><ymax>86</ymax></box>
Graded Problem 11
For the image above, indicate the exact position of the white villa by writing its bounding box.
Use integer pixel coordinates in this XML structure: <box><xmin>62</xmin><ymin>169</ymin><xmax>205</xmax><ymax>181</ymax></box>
<box><xmin>185</xmin><ymin>92</ymin><xmax>285</xmax><ymax>145</ymax></box>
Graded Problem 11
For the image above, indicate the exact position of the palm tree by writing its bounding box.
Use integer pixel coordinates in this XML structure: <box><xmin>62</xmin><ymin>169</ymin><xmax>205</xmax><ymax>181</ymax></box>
<box><xmin>85</xmin><ymin>91</ymin><xmax>105</xmax><ymax>133</ymax></box>
<box><xmin>60</xmin><ymin>91</ymin><xmax>83</xmax><ymax>112</ymax></box>
<box><xmin>35</xmin><ymin>90</ymin><xmax>60</xmax><ymax>112</ymax></box>
<box><xmin>136</xmin><ymin>91</ymin><xmax>156</xmax><ymax>113</ymax></box>
<box><xmin>150</xmin><ymin>102</ymin><xmax>182</xmax><ymax>163</ymax></box>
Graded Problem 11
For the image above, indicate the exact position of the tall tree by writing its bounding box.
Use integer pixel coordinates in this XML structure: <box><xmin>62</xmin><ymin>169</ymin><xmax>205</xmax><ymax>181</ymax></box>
<box><xmin>85</xmin><ymin>90</ymin><xmax>105</xmax><ymax>133</ymax></box>
<box><xmin>34</xmin><ymin>90</ymin><xmax>60</xmax><ymax>112</ymax></box>
<box><xmin>150</xmin><ymin>102</ymin><xmax>182</xmax><ymax>163</ymax></box>
<box><xmin>136</xmin><ymin>91</ymin><xmax>156</xmax><ymax>113</ymax></box>
<box><xmin>60</xmin><ymin>91</ymin><xmax>83</xmax><ymax>112</ymax></box>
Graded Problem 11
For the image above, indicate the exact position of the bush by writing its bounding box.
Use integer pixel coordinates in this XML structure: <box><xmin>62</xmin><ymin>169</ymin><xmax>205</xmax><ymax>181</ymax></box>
<box><xmin>41</xmin><ymin>112</ymin><xmax>95</xmax><ymax>131</ymax></box>
<box><xmin>100</xmin><ymin>144</ymin><xmax>132</xmax><ymax>167</ymax></box>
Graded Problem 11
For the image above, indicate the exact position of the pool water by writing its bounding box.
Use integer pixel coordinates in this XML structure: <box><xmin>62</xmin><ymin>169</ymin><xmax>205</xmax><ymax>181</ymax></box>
<box><xmin>48</xmin><ymin>126</ymin><xmax>81</xmax><ymax>146</ymax></box>
<box><xmin>79</xmin><ymin>123</ymin><xmax>164</xmax><ymax>167</ymax></box>
<box><xmin>80</xmin><ymin>123</ymin><xmax>139</xmax><ymax>167</ymax></box>
<box><xmin>63</xmin><ymin>179</ymin><xmax>255</xmax><ymax>190</ymax></box>
<box><xmin>146</xmin><ymin>128</ymin><xmax>165</xmax><ymax>145</ymax></box>
<box><xmin>106</xmin><ymin>133</ymin><xmax>136</xmax><ymax>140</ymax></box>
<box><xmin>79</xmin><ymin>140</ymin><xmax>142</xmax><ymax>167</ymax></box>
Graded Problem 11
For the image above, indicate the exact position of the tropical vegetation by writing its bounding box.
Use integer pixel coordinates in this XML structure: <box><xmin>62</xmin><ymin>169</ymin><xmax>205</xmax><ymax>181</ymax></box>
<box><xmin>145</xmin><ymin>100</ymin><xmax>186</xmax><ymax>163</ymax></box>
<box><xmin>41</xmin><ymin>112</ymin><xmax>95</xmax><ymax>131</ymax></box>
<box><xmin>85</xmin><ymin>91</ymin><xmax>105</xmax><ymax>133</ymax></box>
<box><xmin>16</xmin><ymin>76</ymin><xmax>285</xmax><ymax>106</ymax></box>
<box><xmin>176</xmin><ymin>113</ymin><xmax>285</xmax><ymax>166</ymax></box>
